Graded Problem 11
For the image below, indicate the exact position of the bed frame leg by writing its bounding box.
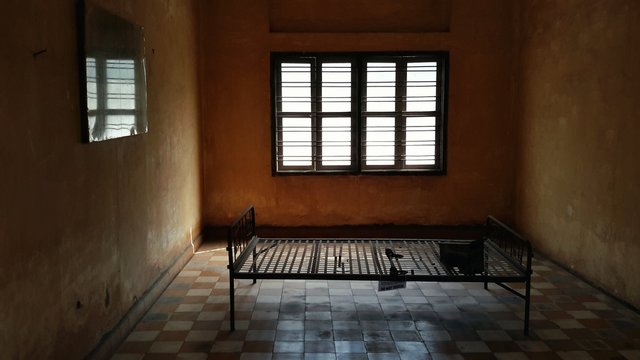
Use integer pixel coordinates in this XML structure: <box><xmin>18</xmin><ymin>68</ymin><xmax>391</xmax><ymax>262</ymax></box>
<box><xmin>229</xmin><ymin>267</ymin><xmax>236</xmax><ymax>332</ymax></box>
<box><xmin>484</xmin><ymin>281</ymin><xmax>488</xmax><ymax>290</ymax></box>
<box><xmin>524</xmin><ymin>275</ymin><xmax>531</xmax><ymax>335</ymax></box>
<box><xmin>252</xmin><ymin>248</ymin><xmax>257</xmax><ymax>284</ymax></box>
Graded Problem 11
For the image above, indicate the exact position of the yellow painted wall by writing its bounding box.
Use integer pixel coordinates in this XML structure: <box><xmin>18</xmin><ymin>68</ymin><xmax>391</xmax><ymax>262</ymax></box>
<box><xmin>199</xmin><ymin>0</ymin><xmax>520</xmax><ymax>226</ymax></box>
<box><xmin>515</xmin><ymin>0</ymin><xmax>640</xmax><ymax>308</ymax></box>
<box><xmin>0</xmin><ymin>0</ymin><xmax>201</xmax><ymax>357</ymax></box>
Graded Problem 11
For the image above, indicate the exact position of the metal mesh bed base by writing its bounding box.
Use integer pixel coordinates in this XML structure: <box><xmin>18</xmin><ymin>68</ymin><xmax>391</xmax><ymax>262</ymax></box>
<box><xmin>226</xmin><ymin>206</ymin><xmax>533</xmax><ymax>335</ymax></box>
<box><xmin>235</xmin><ymin>238</ymin><xmax>526</xmax><ymax>282</ymax></box>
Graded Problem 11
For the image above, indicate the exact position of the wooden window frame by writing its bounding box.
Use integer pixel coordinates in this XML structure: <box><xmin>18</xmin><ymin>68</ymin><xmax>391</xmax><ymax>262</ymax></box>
<box><xmin>272</xmin><ymin>52</ymin><xmax>448</xmax><ymax>175</ymax></box>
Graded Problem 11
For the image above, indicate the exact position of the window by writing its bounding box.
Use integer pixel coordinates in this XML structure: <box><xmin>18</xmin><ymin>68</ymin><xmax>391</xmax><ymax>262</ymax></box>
<box><xmin>272</xmin><ymin>52</ymin><xmax>448</xmax><ymax>174</ymax></box>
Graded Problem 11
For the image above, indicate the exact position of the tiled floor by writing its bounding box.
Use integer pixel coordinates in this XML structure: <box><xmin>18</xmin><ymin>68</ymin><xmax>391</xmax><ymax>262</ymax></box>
<box><xmin>112</xmin><ymin>242</ymin><xmax>640</xmax><ymax>360</ymax></box>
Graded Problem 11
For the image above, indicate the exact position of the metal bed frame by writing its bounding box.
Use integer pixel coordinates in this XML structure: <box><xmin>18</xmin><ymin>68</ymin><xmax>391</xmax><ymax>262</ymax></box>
<box><xmin>226</xmin><ymin>206</ymin><xmax>533</xmax><ymax>334</ymax></box>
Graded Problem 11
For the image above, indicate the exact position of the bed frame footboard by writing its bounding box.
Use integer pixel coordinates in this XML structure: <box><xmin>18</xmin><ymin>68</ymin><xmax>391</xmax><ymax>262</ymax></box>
<box><xmin>484</xmin><ymin>216</ymin><xmax>534</xmax><ymax>335</ymax></box>
<box><xmin>227</xmin><ymin>205</ymin><xmax>257</xmax><ymax>331</ymax></box>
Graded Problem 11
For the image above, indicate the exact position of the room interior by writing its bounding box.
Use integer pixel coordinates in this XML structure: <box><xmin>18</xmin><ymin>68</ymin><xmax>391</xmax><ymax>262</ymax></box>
<box><xmin>0</xmin><ymin>0</ymin><xmax>638</xmax><ymax>358</ymax></box>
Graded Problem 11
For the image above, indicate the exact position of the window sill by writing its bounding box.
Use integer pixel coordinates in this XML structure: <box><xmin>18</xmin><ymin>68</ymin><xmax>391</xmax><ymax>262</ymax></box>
<box><xmin>272</xmin><ymin>169</ymin><xmax>446</xmax><ymax>176</ymax></box>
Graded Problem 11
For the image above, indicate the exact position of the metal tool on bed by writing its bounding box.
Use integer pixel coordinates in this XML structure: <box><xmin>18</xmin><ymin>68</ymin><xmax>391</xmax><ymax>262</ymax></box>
<box><xmin>226</xmin><ymin>206</ymin><xmax>533</xmax><ymax>334</ymax></box>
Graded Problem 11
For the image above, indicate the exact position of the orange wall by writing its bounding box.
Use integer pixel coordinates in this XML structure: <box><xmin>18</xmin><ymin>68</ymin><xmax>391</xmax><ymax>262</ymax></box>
<box><xmin>200</xmin><ymin>0</ymin><xmax>520</xmax><ymax>226</ymax></box>
<box><xmin>0</xmin><ymin>0</ymin><xmax>201</xmax><ymax>357</ymax></box>
<box><xmin>515</xmin><ymin>0</ymin><xmax>640</xmax><ymax>308</ymax></box>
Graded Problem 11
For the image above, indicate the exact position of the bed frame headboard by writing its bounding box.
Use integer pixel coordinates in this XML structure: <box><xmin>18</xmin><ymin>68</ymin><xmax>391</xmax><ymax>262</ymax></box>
<box><xmin>484</xmin><ymin>216</ymin><xmax>533</xmax><ymax>273</ymax></box>
<box><xmin>227</xmin><ymin>205</ymin><xmax>257</xmax><ymax>271</ymax></box>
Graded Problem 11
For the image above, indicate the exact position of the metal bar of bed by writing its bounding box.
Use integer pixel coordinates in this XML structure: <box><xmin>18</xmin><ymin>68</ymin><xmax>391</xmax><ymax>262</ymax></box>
<box><xmin>226</xmin><ymin>205</ymin><xmax>533</xmax><ymax>334</ymax></box>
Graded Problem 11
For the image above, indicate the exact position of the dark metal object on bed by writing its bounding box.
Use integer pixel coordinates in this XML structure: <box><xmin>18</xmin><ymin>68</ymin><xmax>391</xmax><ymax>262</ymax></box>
<box><xmin>226</xmin><ymin>206</ymin><xmax>533</xmax><ymax>334</ymax></box>
<box><xmin>439</xmin><ymin>239</ymin><xmax>485</xmax><ymax>275</ymax></box>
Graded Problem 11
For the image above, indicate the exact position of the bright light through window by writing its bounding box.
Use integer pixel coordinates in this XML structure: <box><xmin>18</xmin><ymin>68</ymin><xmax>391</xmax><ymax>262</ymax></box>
<box><xmin>366</xmin><ymin>117</ymin><xmax>395</xmax><ymax>165</ymax></box>
<box><xmin>322</xmin><ymin>117</ymin><xmax>351</xmax><ymax>166</ymax></box>
<box><xmin>366</xmin><ymin>63</ymin><xmax>396</xmax><ymax>112</ymax></box>
<box><xmin>406</xmin><ymin>62</ymin><xmax>437</xmax><ymax>112</ymax></box>
<box><xmin>281</xmin><ymin>63</ymin><xmax>311</xmax><ymax>113</ymax></box>
<box><xmin>322</xmin><ymin>63</ymin><xmax>351</xmax><ymax>112</ymax></box>
<box><xmin>282</xmin><ymin>117</ymin><xmax>312</xmax><ymax>166</ymax></box>
<box><xmin>405</xmin><ymin>117</ymin><xmax>436</xmax><ymax>165</ymax></box>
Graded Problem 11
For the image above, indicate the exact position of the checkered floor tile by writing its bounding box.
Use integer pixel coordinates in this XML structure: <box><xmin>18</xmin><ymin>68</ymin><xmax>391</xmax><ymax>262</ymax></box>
<box><xmin>112</xmin><ymin>242</ymin><xmax>640</xmax><ymax>360</ymax></box>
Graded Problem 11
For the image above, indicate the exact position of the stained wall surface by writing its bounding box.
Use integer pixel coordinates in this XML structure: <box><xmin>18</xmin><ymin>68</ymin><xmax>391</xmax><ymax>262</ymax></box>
<box><xmin>515</xmin><ymin>0</ymin><xmax>640</xmax><ymax>308</ymax></box>
<box><xmin>0</xmin><ymin>0</ymin><xmax>201</xmax><ymax>358</ymax></box>
<box><xmin>200</xmin><ymin>0</ymin><xmax>520</xmax><ymax>227</ymax></box>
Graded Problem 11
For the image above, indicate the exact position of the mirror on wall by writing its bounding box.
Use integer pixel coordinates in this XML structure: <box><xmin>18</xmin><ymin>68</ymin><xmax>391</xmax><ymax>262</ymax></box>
<box><xmin>79</xmin><ymin>0</ymin><xmax>148</xmax><ymax>142</ymax></box>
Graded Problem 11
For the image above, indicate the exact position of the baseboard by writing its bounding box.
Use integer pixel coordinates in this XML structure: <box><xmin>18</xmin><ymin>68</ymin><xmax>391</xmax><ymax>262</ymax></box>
<box><xmin>204</xmin><ymin>224</ymin><xmax>484</xmax><ymax>241</ymax></box>
<box><xmin>85</xmin><ymin>233</ymin><xmax>203</xmax><ymax>360</ymax></box>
